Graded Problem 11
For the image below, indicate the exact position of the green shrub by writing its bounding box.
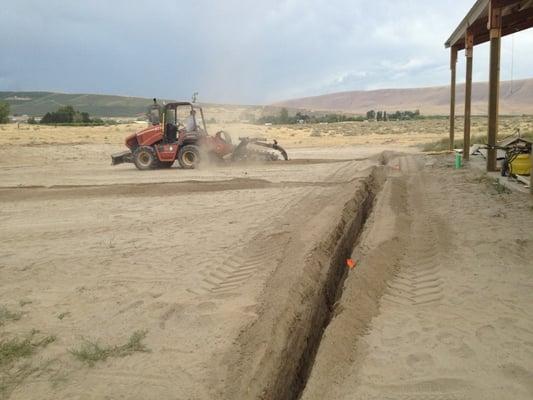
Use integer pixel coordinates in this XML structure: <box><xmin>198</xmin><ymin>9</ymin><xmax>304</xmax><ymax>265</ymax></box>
<box><xmin>0</xmin><ymin>101</ymin><xmax>9</xmax><ymax>124</ymax></box>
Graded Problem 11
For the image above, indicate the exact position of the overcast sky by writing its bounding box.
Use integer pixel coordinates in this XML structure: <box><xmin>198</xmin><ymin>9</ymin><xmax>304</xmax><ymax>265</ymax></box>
<box><xmin>2</xmin><ymin>0</ymin><xmax>533</xmax><ymax>104</ymax></box>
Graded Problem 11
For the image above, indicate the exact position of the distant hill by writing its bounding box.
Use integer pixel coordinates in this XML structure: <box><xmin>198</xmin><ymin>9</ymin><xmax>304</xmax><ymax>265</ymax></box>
<box><xmin>0</xmin><ymin>91</ymin><xmax>178</xmax><ymax>117</ymax></box>
<box><xmin>0</xmin><ymin>91</ymin><xmax>266</xmax><ymax>122</ymax></box>
<box><xmin>274</xmin><ymin>78</ymin><xmax>533</xmax><ymax>115</ymax></box>
<box><xmin>4</xmin><ymin>79</ymin><xmax>533</xmax><ymax>118</ymax></box>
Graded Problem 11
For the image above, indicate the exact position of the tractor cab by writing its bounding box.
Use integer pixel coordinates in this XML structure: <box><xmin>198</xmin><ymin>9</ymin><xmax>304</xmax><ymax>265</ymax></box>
<box><xmin>161</xmin><ymin>102</ymin><xmax>208</xmax><ymax>144</ymax></box>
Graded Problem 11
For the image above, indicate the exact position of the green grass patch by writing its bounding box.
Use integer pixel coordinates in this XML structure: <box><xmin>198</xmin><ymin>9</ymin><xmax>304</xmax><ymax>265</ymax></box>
<box><xmin>0</xmin><ymin>338</ymin><xmax>34</xmax><ymax>367</ymax></box>
<box><xmin>492</xmin><ymin>180</ymin><xmax>511</xmax><ymax>195</ymax></box>
<box><xmin>70</xmin><ymin>330</ymin><xmax>149</xmax><ymax>367</ymax></box>
<box><xmin>0</xmin><ymin>334</ymin><xmax>55</xmax><ymax>367</ymax></box>
<box><xmin>0</xmin><ymin>332</ymin><xmax>55</xmax><ymax>399</ymax></box>
<box><xmin>0</xmin><ymin>307</ymin><xmax>22</xmax><ymax>326</ymax></box>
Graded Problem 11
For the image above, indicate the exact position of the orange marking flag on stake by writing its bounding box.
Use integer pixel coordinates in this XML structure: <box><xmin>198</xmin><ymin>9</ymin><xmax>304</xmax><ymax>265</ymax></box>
<box><xmin>346</xmin><ymin>259</ymin><xmax>356</xmax><ymax>269</ymax></box>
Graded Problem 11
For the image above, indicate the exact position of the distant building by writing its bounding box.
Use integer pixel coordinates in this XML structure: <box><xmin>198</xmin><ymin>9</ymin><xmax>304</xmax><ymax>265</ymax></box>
<box><xmin>5</xmin><ymin>96</ymin><xmax>32</xmax><ymax>101</ymax></box>
<box><xmin>10</xmin><ymin>114</ymin><xmax>30</xmax><ymax>123</ymax></box>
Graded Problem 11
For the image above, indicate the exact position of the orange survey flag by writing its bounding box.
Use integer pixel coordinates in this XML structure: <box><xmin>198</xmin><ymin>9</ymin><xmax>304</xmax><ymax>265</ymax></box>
<box><xmin>346</xmin><ymin>259</ymin><xmax>356</xmax><ymax>269</ymax></box>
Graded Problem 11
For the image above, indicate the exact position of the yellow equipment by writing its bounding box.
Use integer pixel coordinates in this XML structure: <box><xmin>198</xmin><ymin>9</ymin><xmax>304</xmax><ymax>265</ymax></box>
<box><xmin>510</xmin><ymin>153</ymin><xmax>531</xmax><ymax>176</ymax></box>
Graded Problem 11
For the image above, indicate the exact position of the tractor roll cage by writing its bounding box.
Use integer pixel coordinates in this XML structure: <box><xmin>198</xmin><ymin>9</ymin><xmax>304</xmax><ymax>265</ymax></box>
<box><xmin>162</xmin><ymin>102</ymin><xmax>208</xmax><ymax>135</ymax></box>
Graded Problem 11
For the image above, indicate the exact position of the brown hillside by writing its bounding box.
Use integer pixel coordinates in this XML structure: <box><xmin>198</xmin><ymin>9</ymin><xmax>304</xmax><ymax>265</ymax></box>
<box><xmin>274</xmin><ymin>78</ymin><xmax>533</xmax><ymax>115</ymax></box>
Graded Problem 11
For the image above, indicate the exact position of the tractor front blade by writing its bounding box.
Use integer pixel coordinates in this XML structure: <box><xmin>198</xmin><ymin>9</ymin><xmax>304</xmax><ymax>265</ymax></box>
<box><xmin>111</xmin><ymin>150</ymin><xmax>133</xmax><ymax>165</ymax></box>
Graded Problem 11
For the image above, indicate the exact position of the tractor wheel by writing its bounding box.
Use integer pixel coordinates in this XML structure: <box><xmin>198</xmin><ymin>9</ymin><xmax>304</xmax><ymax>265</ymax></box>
<box><xmin>177</xmin><ymin>145</ymin><xmax>202</xmax><ymax>169</ymax></box>
<box><xmin>133</xmin><ymin>146</ymin><xmax>158</xmax><ymax>170</ymax></box>
<box><xmin>158</xmin><ymin>161</ymin><xmax>174</xmax><ymax>168</ymax></box>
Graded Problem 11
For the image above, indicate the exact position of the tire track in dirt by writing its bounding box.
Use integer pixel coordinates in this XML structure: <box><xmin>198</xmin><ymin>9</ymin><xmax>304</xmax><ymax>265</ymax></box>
<box><xmin>195</xmin><ymin>238</ymin><xmax>288</xmax><ymax>295</ymax></box>
<box><xmin>299</xmin><ymin>154</ymin><xmax>462</xmax><ymax>400</ymax></box>
<box><xmin>382</xmin><ymin>219</ymin><xmax>443</xmax><ymax>307</ymax></box>
<box><xmin>382</xmin><ymin>156</ymin><xmax>445</xmax><ymax>308</ymax></box>
<box><xmin>357</xmin><ymin>159</ymin><xmax>460</xmax><ymax>400</ymax></box>
<box><xmin>189</xmin><ymin>186</ymin><xmax>305</xmax><ymax>296</ymax></box>
<box><xmin>192</xmin><ymin>160</ymin><xmax>367</xmax><ymax>297</ymax></box>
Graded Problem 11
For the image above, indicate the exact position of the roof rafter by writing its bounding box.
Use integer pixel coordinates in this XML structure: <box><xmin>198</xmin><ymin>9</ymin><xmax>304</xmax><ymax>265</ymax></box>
<box><xmin>445</xmin><ymin>0</ymin><xmax>533</xmax><ymax>50</ymax></box>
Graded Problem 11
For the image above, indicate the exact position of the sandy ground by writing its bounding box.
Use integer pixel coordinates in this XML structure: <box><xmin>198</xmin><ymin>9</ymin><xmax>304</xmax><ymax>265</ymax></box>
<box><xmin>0</xmin><ymin>123</ymin><xmax>386</xmax><ymax>399</ymax></box>
<box><xmin>1</xmin><ymin>123</ymin><xmax>532</xmax><ymax>399</ymax></box>
<box><xmin>0</xmin><ymin>167</ymin><xmax>360</xmax><ymax>399</ymax></box>
<box><xmin>0</xmin><ymin>121</ymin><xmax>424</xmax><ymax>188</ymax></box>
<box><xmin>301</xmin><ymin>154</ymin><xmax>533</xmax><ymax>400</ymax></box>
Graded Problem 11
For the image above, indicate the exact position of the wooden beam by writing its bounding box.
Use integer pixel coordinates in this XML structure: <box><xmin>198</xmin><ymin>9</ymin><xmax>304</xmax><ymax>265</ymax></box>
<box><xmin>450</xmin><ymin>5</ymin><xmax>533</xmax><ymax>50</ymax></box>
<box><xmin>488</xmin><ymin>0</ymin><xmax>503</xmax><ymax>30</ymax></box>
<box><xmin>487</xmin><ymin>0</ymin><xmax>502</xmax><ymax>171</ymax></box>
<box><xmin>450</xmin><ymin>47</ymin><xmax>458</xmax><ymax>151</ymax></box>
<box><xmin>464</xmin><ymin>30</ymin><xmax>474</xmax><ymax>161</ymax></box>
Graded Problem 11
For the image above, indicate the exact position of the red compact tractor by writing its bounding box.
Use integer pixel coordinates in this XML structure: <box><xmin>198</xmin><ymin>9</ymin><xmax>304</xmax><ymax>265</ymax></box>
<box><xmin>111</xmin><ymin>100</ymin><xmax>288</xmax><ymax>170</ymax></box>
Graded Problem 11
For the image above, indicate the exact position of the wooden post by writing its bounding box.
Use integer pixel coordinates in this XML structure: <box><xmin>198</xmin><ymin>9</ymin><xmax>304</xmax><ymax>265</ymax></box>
<box><xmin>450</xmin><ymin>47</ymin><xmax>458</xmax><ymax>151</ymax></box>
<box><xmin>487</xmin><ymin>1</ymin><xmax>502</xmax><ymax>171</ymax></box>
<box><xmin>463</xmin><ymin>30</ymin><xmax>474</xmax><ymax>161</ymax></box>
<box><xmin>531</xmin><ymin>161</ymin><xmax>533</xmax><ymax>195</ymax></box>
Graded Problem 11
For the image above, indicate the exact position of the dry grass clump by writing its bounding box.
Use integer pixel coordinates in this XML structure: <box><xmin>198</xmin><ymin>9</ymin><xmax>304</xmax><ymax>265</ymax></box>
<box><xmin>0</xmin><ymin>333</ymin><xmax>56</xmax><ymax>368</ymax></box>
<box><xmin>422</xmin><ymin>134</ymin><xmax>487</xmax><ymax>152</ymax></box>
<box><xmin>70</xmin><ymin>330</ymin><xmax>149</xmax><ymax>367</ymax></box>
<box><xmin>422</xmin><ymin>130</ymin><xmax>533</xmax><ymax>152</ymax></box>
<box><xmin>0</xmin><ymin>307</ymin><xmax>22</xmax><ymax>326</ymax></box>
<box><xmin>468</xmin><ymin>174</ymin><xmax>512</xmax><ymax>195</ymax></box>
<box><xmin>0</xmin><ymin>331</ymin><xmax>56</xmax><ymax>398</ymax></box>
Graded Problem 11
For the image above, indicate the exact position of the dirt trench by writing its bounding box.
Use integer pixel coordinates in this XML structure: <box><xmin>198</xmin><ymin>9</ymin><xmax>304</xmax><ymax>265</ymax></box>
<box><xmin>220</xmin><ymin>156</ymin><xmax>395</xmax><ymax>400</ymax></box>
<box><xmin>299</xmin><ymin>154</ymin><xmax>421</xmax><ymax>399</ymax></box>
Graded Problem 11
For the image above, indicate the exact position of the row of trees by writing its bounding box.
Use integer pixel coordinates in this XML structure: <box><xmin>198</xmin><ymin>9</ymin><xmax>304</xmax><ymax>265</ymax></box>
<box><xmin>0</xmin><ymin>102</ymin><xmax>109</xmax><ymax>125</ymax></box>
<box><xmin>256</xmin><ymin>108</ymin><xmax>365</xmax><ymax>125</ymax></box>
<box><xmin>366</xmin><ymin>109</ymin><xmax>421</xmax><ymax>121</ymax></box>
<box><xmin>35</xmin><ymin>106</ymin><xmax>103</xmax><ymax>125</ymax></box>
<box><xmin>250</xmin><ymin>108</ymin><xmax>424</xmax><ymax>126</ymax></box>
<box><xmin>0</xmin><ymin>102</ymin><xmax>428</xmax><ymax>126</ymax></box>
<box><xmin>0</xmin><ymin>101</ymin><xmax>9</xmax><ymax>124</ymax></box>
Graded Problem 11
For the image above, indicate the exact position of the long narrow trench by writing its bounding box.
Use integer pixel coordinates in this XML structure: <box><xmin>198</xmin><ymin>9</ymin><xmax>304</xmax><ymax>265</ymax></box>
<box><xmin>282</xmin><ymin>168</ymin><xmax>386</xmax><ymax>400</ymax></box>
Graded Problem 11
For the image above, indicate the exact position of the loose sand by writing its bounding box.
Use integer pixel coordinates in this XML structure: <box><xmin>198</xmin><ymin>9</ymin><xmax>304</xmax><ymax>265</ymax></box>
<box><xmin>1</xmin><ymin>123</ymin><xmax>532</xmax><ymax>399</ymax></box>
<box><xmin>0</xmin><ymin>124</ymin><xmax>384</xmax><ymax>399</ymax></box>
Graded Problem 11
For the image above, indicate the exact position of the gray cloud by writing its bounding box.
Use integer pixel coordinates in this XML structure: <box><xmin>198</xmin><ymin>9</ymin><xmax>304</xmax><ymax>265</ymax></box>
<box><xmin>1</xmin><ymin>0</ymin><xmax>532</xmax><ymax>104</ymax></box>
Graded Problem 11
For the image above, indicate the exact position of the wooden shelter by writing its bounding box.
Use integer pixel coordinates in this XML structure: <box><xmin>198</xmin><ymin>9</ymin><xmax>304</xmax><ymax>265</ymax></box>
<box><xmin>445</xmin><ymin>0</ymin><xmax>533</xmax><ymax>193</ymax></box>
